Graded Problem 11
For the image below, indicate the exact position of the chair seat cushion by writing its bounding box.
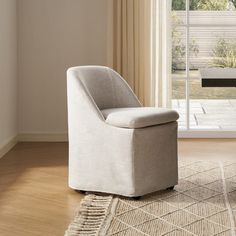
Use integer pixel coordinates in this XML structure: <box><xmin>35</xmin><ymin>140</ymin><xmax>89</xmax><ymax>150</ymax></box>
<box><xmin>101</xmin><ymin>107</ymin><xmax>179</xmax><ymax>129</ymax></box>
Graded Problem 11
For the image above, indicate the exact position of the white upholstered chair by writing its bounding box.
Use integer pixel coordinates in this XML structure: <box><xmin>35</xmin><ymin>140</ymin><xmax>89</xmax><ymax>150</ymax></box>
<box><xmin>67</xmin><ymin>66</ymin><xmax>179</xmax><ymax>198</ymax></box>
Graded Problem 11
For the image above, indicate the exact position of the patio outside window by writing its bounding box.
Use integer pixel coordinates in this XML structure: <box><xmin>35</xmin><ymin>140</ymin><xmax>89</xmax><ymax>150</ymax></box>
<box><xmin>171</xmin><ymin>0</ymin><xmax>236</xmax><ymax>133</ymax></box>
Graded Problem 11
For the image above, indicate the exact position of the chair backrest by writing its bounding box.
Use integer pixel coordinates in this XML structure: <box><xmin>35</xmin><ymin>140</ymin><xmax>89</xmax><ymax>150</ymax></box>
<box><xmin>72</xmin><ymin>66</ymin><xmax>141</xmax><ymax>110</ymax></box>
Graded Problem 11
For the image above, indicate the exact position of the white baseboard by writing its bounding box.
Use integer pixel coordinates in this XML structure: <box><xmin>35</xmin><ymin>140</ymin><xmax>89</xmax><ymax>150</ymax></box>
<box><xmin>0</xmin><ymin>136</ymin><xmax>18</xmax><ymax>159</ymax></box>
<box><xmin>178</xmin><ymin>130</ymin><xmax>236</xmax><ymax>138</ymax></box>
<box><xmin>0</xmin><ymin>133</ymin><xmax>68</xmax><ymax>158</ymax></box>
<box><xmin>18</xmin><ymin>133</ymin><xmax>68</xmax><ymax>142</ymax></box>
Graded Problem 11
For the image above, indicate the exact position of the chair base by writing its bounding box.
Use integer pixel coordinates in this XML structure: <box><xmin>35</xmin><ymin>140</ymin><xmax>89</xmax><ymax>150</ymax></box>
<box><xmin>166</xmin><ymin>186</ymin><xmax>175</xmax><ymax>190</ymax></box>
<box><xmin>74</xmin><ymin>186</ymin><xmax>176</xmax><ymax>199</ymax></box>
<box><xmin>75</xmin><ymin>189</ymin><xmax>142</xmax><ymax>200</ymax></box>
<box><xmin>69</xmin><ymin>121</ymin><xmax>178</xmax><ymax>199</ymax></box>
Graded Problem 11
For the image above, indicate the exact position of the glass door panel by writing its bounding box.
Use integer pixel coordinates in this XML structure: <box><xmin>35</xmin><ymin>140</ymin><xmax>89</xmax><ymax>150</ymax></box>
<box><xmin>171</xmin><ymin>25</ymin><xmax>187</xmax><ymax>129</ymax></box>
<box><xmin>171</xmin><ymin>0</ymin><xmax>236</xmax><ymax>133</ymax></box>
<box><xmin>189</xmin><ymin>27</ymin><xmax>236</xmax><ymax>130</ymax></box>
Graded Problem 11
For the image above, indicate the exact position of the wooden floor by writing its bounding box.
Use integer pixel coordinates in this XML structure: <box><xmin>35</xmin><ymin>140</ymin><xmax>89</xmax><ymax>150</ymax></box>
<box><xmin>0</xmin><ymin>140</ymin><xmax>236</xmax><ymax>236</ymax></box>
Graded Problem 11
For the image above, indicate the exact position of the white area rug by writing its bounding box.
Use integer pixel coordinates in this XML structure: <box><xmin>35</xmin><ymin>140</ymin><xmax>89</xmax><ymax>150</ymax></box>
<box><xmin>65</xmin><ymin>160</ymin><xmax>236</xmax><ymax>236</ymax></box>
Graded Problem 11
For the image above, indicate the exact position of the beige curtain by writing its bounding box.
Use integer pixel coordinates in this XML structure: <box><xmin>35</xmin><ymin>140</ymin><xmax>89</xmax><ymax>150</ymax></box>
<box><xmin>112</xmin><ymin>0</ymin><xmax>152</xmax><ymax>106</ymax></box>
<box><xmin>111</xmin><ymin>0</ymin><xmax>172</xmax><ymax>107</ymax></box>
<box><xmin>152</xmin><ymin>0</ymin><xmax>172</xmax><ymax>108</ymax></box>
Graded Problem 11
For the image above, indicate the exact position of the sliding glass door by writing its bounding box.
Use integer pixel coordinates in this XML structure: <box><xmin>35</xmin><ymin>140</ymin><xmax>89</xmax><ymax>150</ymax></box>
<box><xmin>171</xmin><ymin>0</ymin><xmax>236</xmax><ymax>137</ymax></box>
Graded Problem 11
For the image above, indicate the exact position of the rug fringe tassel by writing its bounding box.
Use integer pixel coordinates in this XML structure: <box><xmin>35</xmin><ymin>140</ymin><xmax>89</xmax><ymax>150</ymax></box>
<box><xmin>64</xmin><ymin>194</ymin><xmax>113</xmax><ymax>236</ymax></box>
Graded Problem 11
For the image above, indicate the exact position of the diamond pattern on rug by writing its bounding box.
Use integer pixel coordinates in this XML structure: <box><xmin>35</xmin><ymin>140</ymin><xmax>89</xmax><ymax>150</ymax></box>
<box><xmin>224</xmin><ymin>164</ymin><xmax>236</xmax><ymax>179</ymax></box>
<box><xmin>187</xmin><ymin>172</ymin><xmax>217</xmax><ymax>185</ymax></box>
<box><xmin>107</xmin><ymin>218</ymin><xmax>130</xmax><ymax>235</ymax></box>
<box><xmin>164</xmin><ymin>229</ymin><xmax>195</xmax><ymax>236</ymax></box>
<box><xmin>178</xmin><ymin>160</ymin><xmax>195</xmax><ymax>168</ymax></box>
<box><xmin>217</xmin><ymin>230</ymin><xmax>236</xmax><ymax>236</ymax></box>
<box><xmin>163</xmin><ymin>193</ymin><xmax>196</xmax><ymax>209</ymax></box>
<box><xmin>174</xmin><ymin>179</ymin><xmax>197</xmax><ymax>192</ymax></box>
<box><xmin>206</xmin><ymin>210</ymin><xmax>232</xmax><ymax>227</ymax></box>
<box><xmin>185</xmin><ymin>202</ymin><xmax>223</xmax><ymax>217</ymax></box>
<box><xmin>116</xmin><ymin>208</ymin><xmax>155</xmax><ymax>227</ymax></box>
<box><xmin>161</xmin><ymin>209</ymin><xmax>201</xmax><ymax>227</ymax></box>
<box><xmin>205</xmin><ymin>180</ymin><xmax>224</xmax><ymax>193</ymax></box>
<box><xmin>123</xmin><ymin>197</ymin><xmax>157</xmax><ymax>208</ymax></box>
<box><xmin>108</xmin><ymin>227</ymin><xmax>145</xmax><ymax>236</ymax></box>
<box><xmin>205</xmin><ymin>194</ymin><xmax>227</xmax><ymax>209</ymax></box>
<box><xmin>183</xmin><ymin>186</ymin><xmax>219</xmax><ymax>201</ymax></box>
<box><xmin>225</xmin><ymin>180</ymin><xmax>236</xmax><ymax>193</ymax></box>
<box><xmin>135</xmin><ymin>218</ymin><xmax>175</xmax><ymax>236</ymax></box>
<box><xmin>149</xmin><ymin>189</ymin><xmax>178</xmax><ymax>200</ymax></box>
<box><xmin>228</xmin><ymin>176</ymin><xmax>236</xmax><ymax>183</ymax></box>
<box><xmin>184</xmin><ymin>219</ymin><xmax>227</xmax><ymax>236</ymax></box>
<box><xmin>233</xmin><ymin>210</ymin><xmax>236</xmax><ymax>222</ymax></box>
<box><xmin>116</xmin><ymin>201</ymin><xmax>135</xmax><ymax>215</ymax></box>
<box><xmin>140</xmin><ymin>200</ymin><xmax>178</xmax><ymax>217</ymax></box>
<box><xmin>186</xmin><ymin>161</ymin><xmax>219</xmax><ymax>172</ymax></box>
<box><xmin>228</xmin><ymin>190</ymin><xmax>236</xmax><ymax>209</ymax></box>
<box><xmin>204</xmin><ymin>167</ymin><xmax>222</xmax><ymax>179</ymax></box>
<box><xmin>106</xmin><ymin>161</ymin><xmax>236</xmax><ymax>236</ymax></box>
<box><xmin>178</xmin><ymin>167</ymin><xmax>198</xmax><ymax>179</ymax></box>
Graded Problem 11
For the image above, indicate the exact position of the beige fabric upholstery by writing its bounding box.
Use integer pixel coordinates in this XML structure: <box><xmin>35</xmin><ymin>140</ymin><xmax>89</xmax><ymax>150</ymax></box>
<box><xmin>67</xmin><ymin>66</ymin><xmax>179</xmax><ymax>197</ymax></box>
<box><xmin>76</xmin><ymin>66</ymin><xmax>141</xmax><ymax>110</ymax></box>
<box><xmin>102</xmin><ymin>107</ymin><xmax>179</xmax><ymax>129</ymax></box>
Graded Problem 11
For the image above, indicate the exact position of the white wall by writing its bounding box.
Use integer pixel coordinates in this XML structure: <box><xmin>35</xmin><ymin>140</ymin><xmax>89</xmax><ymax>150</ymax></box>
<box><xmin>18</xmin><ymin>0</ymin><xmax>109</xmax><ymax>135</ymax></box>
<box><xmin>0</xmin><ymin>0</ymin><xmax>18</xmax><ymax>148</ymax></box>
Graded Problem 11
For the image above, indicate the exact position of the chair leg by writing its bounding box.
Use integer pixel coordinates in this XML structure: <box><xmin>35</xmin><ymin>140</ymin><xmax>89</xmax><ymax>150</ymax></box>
<box><xmin>75</xmin><ymin>190</ymin><xmax>86</xmax><ymax>194</ymax></box>
<box><xmin>166</xmin><ymin>186</ymin><xmax>175</xmax><ymax>190</ymax></box>
<box><xmin>132</xmin><ymin>196</ymin><xmax>141</xmax><ymax>200</ymax></box>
